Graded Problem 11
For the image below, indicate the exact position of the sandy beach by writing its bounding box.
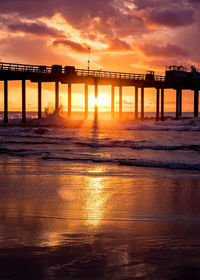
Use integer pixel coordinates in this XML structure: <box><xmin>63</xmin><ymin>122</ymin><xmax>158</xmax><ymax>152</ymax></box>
<box><xmin>1</xmin><ymin>151</ymin><xmax>200</xmax><ymax>279</ymax></box>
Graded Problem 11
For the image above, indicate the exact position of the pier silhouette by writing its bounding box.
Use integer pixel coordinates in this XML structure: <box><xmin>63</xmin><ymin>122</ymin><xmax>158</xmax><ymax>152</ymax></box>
<box><xmin>0</xmin><ymin>62</ymin><xmax>200</xmax><ymax>123</ymax></box>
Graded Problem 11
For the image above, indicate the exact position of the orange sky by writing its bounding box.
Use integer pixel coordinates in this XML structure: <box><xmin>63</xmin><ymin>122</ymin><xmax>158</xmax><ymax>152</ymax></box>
<box><xmin>0</xmin><ymin>0</ymin><xmax>199</xmax><ymax>112</ymax></box>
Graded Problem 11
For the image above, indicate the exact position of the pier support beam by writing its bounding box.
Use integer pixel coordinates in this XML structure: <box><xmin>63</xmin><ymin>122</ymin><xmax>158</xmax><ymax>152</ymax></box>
<box><xmin>141</xmin><ymin>87</ymin><xmax>144</xmax><ymax>121</ymax></box>
<box><xmin>135</xmin><ymin>86</ymin><xmax>138</xmax><ymax>120</ymax></box>
<box><xmin>194</xmin><ymin>89</ymin><xmax>199</xmax><ymax>117</ymax></box>
<box><xmin>179</xmin><ymin>89</ymin><xmax>182</xmax><ymax>117</ymax></box>
<box><xmin>156</xmin><ymin>88</ymin><xmax>160</xmax><ymax>121</ymax></box>
<box><xmin>161</xmin><ymin>88</ymin><xmax>164</xmax><ymax>121</ymax></box>
<box><xmin>68</xmin><ymin>83</ymin><xmax>72</xmax><ymax>119</ymax></box>
<box><xmin>55</xmin><ymin>81</ymin><xmax>59</xmax><ymax>112</ymax></box>
<box><xmin>4</xmin><ymin>80</ymin><xmax>8</xmax><ymax>123</ymax></box>
<box><xmin>84</xmin><ymin>83</ymin><xmax>88</xmax><ymax>119</ymax></box>
<box><xmin>176</xmin><ymin>89</ymin><xmax>181</xmax><ymax>120</ymax></box>
<box><xmin>22</xmin><ymin>80</ymin><xmax>26</xmax><ymax>123</ymax></box>
<box><xmin>38</xmin><ymin>82</ymin><xmax>42</xmax><ymax>119</ymax></box>
<box><xmin>119</xmin><ymin>85</ymin><xmax>122</xmax><ymax>119</ymax></box>
<box><xmin>111</xmin><ymin>85</ymin><xmax>115</xmax><ymax>119</ymax></box>
<box><xmin>94</xmin><ymin>83</ymin><xmax>98</xmax><ymax>121</ymax></box>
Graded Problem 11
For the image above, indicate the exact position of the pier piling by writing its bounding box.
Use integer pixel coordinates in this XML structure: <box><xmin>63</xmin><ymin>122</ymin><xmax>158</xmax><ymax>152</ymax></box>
<box><xmin>84</xmin><ymin>83</ymin><xmax>88</xmax><ymax>119</ymax></box>
<box><xmin>119</xmin><ymin>85</ymin><xmax>122</xmax><ymax>119</ymax></box>
<box><xmin>111</xmin><ymin>85</ymin><xmax>115</xmax><ymax>119</ymax></box>
<box><xmin>179</xmin><ymin>89</ymin><xmax>182</xmax><ymax>117</ymax></box>
<box><xmin>68</xmin><ymin>83</ymin><xmax>72</xmax><ymax>119</ymax></box>
<box><xmin>176</xmin><ymin>89</ymin><xmax>180</xmax><ymax>120</ymax></box>
<box><xmin>135</xmin><ymin>86</ymin><xmax>138</xmax><ymax>120</ymax></box>
<box><xmin>95</xmin><ymin>83</ymin><xmax>98</xmax><ymax>121</ymax></box>
<box><xmin>161</xmin><ymin>88</ymin><xmax>164</xmax><ymax>121</ymax></box>
<box><xmin>156</xmin><ymin>88</ymin><xmax>160</xmax><ymax>121</ymax></box>
<box><xmin>194</xmin><ymin>89</ymin><xmax>199</xmax><ymax>117</ymax></box>
<box><xmin>4</xmin><ymin>80</ymin><xmax>8</xmax><ymax>123</ymax></box>
<box><xmin>55</xmin><ymin>81</ymin><xmax>59</xmax><ymax>112</ymax></box>
<box><xmin>22</xmin><ymin>80</ymin><xmax>26</xmax><ymax>123</ymax></box>
<box><xmin>38</xmin><ymin>82</ymin><xmax>42</xmax><ymax>119</ymax></box>
<box><xmin>141</xmin><ymin>87</ymin><xmax>144</xmax><ymax>120</ymax></box>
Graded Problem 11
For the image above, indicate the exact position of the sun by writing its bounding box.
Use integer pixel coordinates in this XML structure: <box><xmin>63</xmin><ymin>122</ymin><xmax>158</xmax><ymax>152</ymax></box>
<box><xmin>89</xmin><ymin>93</ymin><xmax>108</xmax><ymax>108</ymax></box>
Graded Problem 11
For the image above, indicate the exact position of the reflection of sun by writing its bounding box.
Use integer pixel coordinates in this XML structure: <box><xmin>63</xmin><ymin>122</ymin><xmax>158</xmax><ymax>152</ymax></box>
<box><xmin>89</xmin><ymin>93</ymin><xmax>108</xmax><ymax>108</ymax></box>
<box><xmin>85</xmin><ymin>167</ymin><xmax>109</xmax><ymax>228</ymax></box>
<box><xmin>85</xmin><ymin>177</ymin><xmax>106</xmax><ymax>227</ymax></box>
<box><xmin>57</xmin><ymin>166</ymin><xmax>110</xmax><ymax>229</ymax></box>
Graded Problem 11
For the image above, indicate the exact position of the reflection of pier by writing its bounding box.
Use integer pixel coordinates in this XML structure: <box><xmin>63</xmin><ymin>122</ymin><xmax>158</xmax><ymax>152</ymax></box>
<box><xmin>0</xmin><ymin>62</ymin><xmax>200</xmax><ymax>123</ymax></box>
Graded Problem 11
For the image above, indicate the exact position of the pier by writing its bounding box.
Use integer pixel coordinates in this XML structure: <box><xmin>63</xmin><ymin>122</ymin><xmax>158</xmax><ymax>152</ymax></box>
<box><xmin>0</xmin><ymin>62</ymin><xmax>200</xmax><ymax>123</ymax></box>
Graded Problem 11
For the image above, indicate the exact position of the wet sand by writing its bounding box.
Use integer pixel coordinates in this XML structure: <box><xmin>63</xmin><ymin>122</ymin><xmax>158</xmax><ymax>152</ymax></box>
<box><xmin>1</xmin><ymin>156</ymin><xmax>200</xmax><ymax>279</ymax></box>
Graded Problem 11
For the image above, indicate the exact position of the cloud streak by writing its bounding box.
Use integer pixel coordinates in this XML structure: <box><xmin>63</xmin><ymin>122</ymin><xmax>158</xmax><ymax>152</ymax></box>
<box><xmin>7</xmin><ymin>20</ymin><xmax>64</xmax><ymax>38</ymax></box>
<box><xmin>140</xmin><ymin>43</ymin><xmax>189</xmax><ymax>58</ymax></box>
<box><xmin>53</xmin><ymin>39</ymin><xmax>88</xmax><ymax>53</ymax></box>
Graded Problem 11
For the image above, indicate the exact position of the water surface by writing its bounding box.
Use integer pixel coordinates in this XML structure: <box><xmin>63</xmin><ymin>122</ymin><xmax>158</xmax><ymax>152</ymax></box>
<box><xmin>1</xmin><ymin>117</ymin><xmax>200</xmax><ymax>279</ymax></box>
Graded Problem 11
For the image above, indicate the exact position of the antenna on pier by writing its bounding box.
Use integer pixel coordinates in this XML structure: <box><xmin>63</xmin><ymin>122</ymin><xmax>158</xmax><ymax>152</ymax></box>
<box><xmin>87</xmin><ymin>47</ymin><xmax>91</xmax><ymax>71</ymax></box>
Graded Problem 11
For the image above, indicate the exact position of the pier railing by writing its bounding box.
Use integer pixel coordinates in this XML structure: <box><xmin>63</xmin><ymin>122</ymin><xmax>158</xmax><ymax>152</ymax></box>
<box><xmin>0</xmin><ymin>62</ymin><xmax>52</xmax><ymax>73</ymax></box>
<box><xmin>75</xmin><ymin>69</ymin><xmax>165</xmax><ymax>81</ymax></box>
<box><xmin>0</xmin><ymin>62</ymin><xmax>165</xmax><ymax>82</ymax></box>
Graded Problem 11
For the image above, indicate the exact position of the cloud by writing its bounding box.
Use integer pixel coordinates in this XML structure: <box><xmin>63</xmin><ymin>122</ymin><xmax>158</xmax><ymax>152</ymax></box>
<box><xmin>0</xmin><ymin>36</ymin><xmax>77</xmax><ymax>65</ymax></box>
<box><xmin>106</xmin><ymin>38</ymin><xmax>132</xmax><ymax>51</ymax></box>
<box><xmin>0</xmin><ymin>1</ymin><xmax>148</xmax><ymax>38</ymax></box>
<box><xmin>133</xmin><ymin>0</ymin><xmax>179</xmax><ymax>10</ymax></box>
<box><xmin>139</xmin><ymin>43</ymin><xmax>189</xmax><ymax>58</ymax></box>
<box><xmin>7</xmin><ymin>20</ymin><xmax>64</xmax><ymax>38</ymax></box>
<box><xmin>0</xmin><ymin>0</ymin><xmax>199</xmax><ymax>72</ymax></box>
<box><xmin>143</xmin><ymin>7</ymin><xmax>194</xmax><ymax>27</ymax></box>
<box><xmin>53</xmin><ymin>39</ymin><xmax>88</xmax><ymax>53</ymax></box>
<box><xmin>0</xmin><ymin>0</ymin><xmax>56</xmax><ymax>19</ymax></box>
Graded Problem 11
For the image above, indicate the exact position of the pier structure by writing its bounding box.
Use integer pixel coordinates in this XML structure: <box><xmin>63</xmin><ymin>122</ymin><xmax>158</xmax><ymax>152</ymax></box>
<box><xmin>0</xmin><ymin>62</ymin><xmax>200</xmax><ymax>123</ymax></box>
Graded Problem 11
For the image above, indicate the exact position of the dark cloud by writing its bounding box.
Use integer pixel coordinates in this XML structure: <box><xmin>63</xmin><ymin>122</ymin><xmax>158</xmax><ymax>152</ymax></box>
<box><xmin>187</xmin><ymin>0</ymin><xmax>200</xmax><ymax>5</ymax></box>
<box><xmin>0</xmin><ymin>0</ymin><xmax>56</xmax><ymax>18</ymax></box>
<box><xmin>143</xmin><ymin>7</ymin><xmax>194</xmax><ymax>27</ymax></box>
<box><xmin>0</xmin><ymin>1</ymin><xmax>196</xmax><ymax>34</ymax></box>
<box><xmin>7</xmin><ymin>20</ymin><xmax>64</xmax><ymax>38</ymax></box>
<box><xmin>140</xmin><ymin>43</ymin><xmax>189</xmax><ymax>58</ymax></box>
<box><xmin>133</xmin><ymin>0</ymin><xmax>178</xmax><ymax>10</ymax></box>
<box><xmin>107</xmin><ymin>38</ymin><xmax>132</xmax><ymax>51</ymax></box>
<box><xmin>0</xmin><ymin>0</ymin><xmax>148</xmax><ymax>37</ymax></box>
<box><xmin>53</xmin><ymin>39</ymin><xmax>88</xmax><ymax>53</ymax></box>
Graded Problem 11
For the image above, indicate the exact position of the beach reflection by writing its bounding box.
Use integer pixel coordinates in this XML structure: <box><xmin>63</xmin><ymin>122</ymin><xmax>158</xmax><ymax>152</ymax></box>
<box><xmin>84</xmin><ymin>175</ymin><xmax>107</xmax><ymax>227</ymax></box>
<box><xmin>2</xmin><ymin>159</ymin><xmax>200</xmax><ymax>279</ymax></box>
<box><xmin>58</xmin><ymin>166</ymin><xmax>109</xmax><ymax>228</ymax></box>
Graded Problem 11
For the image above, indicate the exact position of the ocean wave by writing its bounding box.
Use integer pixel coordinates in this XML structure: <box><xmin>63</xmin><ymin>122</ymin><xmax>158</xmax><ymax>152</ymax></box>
<box><xmin>1</xmin><ymin>215</ymin><xmax>200</xmax><ymax>223</ymax></box>
<box><xmin>0</xmin><ymin>147</ymin><xmax>45</xmax><ymax>157</ymax></box>
<box><xmin>1</xmin><ymin>116</ymin><xmax>200</xmax><ymax>131</ymax></box>
<box><xmin>0</xmin><ymin>145</ymin><xmax>199</xmax><ymax>170</ymax></box>
<box><xmin>41</xmin><ymin>155</ymin><xmax>200</xmax><ymax>170</ymax></box>
<box><xmin>124</xmin><ymin>119</ymin><xmax>200</xmax><ymax>131</ymax></box>
<box><xmin>74</xmin><ymin>141</ymin><xmax>200</xmax><ymax>151</ymax></box>
<box><xmin>1</xmin><ymin>134</ymin><xmax>200</xmax><ymax>153</ymax></box>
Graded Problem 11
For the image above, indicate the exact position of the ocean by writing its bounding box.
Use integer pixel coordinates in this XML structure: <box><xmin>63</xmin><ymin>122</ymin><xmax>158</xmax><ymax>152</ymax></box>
<box><xmin>0</xmin><ymin>112</ymin><xmax>200</xmax><ymax>279</ymax></box>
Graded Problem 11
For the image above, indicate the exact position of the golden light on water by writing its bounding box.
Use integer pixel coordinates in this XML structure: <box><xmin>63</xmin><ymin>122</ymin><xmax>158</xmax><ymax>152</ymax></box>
<box><xmin>57</xmin><ymin>166</ymin><xmax>110</xmax><ymax>228</ymax></box>
<box><xmin>85</xmin><ymin>177</ymin><xmax>105</xmax><ymax>227</ymax></box>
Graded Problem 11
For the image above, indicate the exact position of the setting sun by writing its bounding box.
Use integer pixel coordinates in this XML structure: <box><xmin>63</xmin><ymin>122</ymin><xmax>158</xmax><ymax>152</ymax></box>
<box><xmin>89</xmin><ymin>93</ymin><xmax>109</xmax><ymax>110</ymax></box>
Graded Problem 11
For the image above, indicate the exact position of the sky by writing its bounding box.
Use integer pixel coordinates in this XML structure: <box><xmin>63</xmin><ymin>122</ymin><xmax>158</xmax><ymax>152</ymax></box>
<box><xmin>0</xmin><ymin>0</ymin><xmax>199</xmax><ymax>112</ymax></box>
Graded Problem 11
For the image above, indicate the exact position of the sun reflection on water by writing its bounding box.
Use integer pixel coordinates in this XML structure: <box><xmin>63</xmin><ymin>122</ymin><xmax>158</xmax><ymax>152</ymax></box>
<box><xmin>57</xmin><ymin>166</ymin><xmax>110</xmax><ymax>228</ymax></box>
<box><xmin>85</xmin><ymin>171</ymin><xmax>108</xmax><ymax>228</ymax></box>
